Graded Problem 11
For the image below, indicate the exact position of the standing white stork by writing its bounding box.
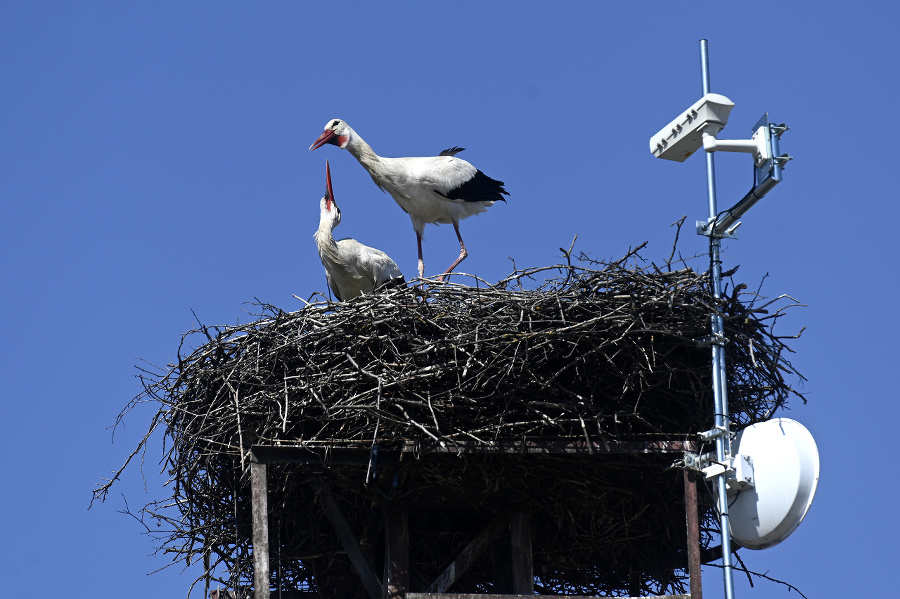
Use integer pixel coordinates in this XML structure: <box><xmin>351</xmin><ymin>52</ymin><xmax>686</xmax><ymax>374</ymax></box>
<box><xmin>314</xmin><ymin>160</ymin><xmax>404</xmax><ymax>302</ymax></box>
<box><xmin>309</xmin><ymin>119</ymin><xmax>508</xmax><ymax>281</ymax></box>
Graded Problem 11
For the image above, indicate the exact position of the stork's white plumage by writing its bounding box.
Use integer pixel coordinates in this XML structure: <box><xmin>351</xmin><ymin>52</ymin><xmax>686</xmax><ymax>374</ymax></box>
<box><xmin>314</xmin><ymin>161</ymin><xmax>404</xmax><ymax>302</ymax></box>
<box><xmin>310</xmin><ymin>119</ymin><xmax>508</xmax><ymax>280</ymax></box>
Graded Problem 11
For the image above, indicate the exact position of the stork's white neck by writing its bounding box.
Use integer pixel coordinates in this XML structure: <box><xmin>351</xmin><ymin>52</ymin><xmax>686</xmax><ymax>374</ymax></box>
<box><xmin>317</xmin><ymin>215</ymin><xmax>336</xmax><ymax>234</ymax></box>
<box><xmin>314</xmin><ymin>226</ymin><xmax>340</xmax><ymax>262</ymax></box>
<box><xmin>343</xmin><ymin>130</ymin><xmax>385</xmax><ymax>185</ymax></box>
<box><xmin>315</xmin><ymin>201</ymin><xmax>339</xmax><ymax>243</ymax></box>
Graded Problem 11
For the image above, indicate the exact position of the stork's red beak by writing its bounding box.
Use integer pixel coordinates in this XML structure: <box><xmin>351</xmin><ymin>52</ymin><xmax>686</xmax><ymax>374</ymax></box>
<box><xmin>310</xmin><ymin>129</ymin><xmax>336</xmax><ymax>151</ymax></box>
<box><xmin>325</xmin><ymin>160</ymin><xmax>334</xmax><ymax>210</ymax></box>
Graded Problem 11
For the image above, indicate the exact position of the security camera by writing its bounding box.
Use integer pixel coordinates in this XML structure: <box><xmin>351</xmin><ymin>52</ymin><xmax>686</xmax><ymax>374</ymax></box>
<box><xmin>649</xmin><ymin>93</ymin><xmax>735</xmax><ymax>162</ymax></box>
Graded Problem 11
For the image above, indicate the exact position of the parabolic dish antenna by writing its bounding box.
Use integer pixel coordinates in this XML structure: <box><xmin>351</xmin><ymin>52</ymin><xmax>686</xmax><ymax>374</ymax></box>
<box><xmin>728</xmin><ymin>418</ymin><xmax>819</xmax><ymax>550</ymax></box>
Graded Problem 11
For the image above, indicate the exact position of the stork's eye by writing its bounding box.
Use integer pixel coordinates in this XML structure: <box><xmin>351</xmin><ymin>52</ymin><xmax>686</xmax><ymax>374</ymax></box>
<box><xmin>331</xmin><ymin>120</ymin><xmax>340</xmax><ymax>128</ymax></box>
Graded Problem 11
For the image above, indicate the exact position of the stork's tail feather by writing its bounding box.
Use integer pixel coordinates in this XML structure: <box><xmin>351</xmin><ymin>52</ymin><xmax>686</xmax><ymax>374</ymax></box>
<box><xmin>439</xmin><ymin>146</ymin><xmax>465</xmax><ymax>157</ymax></box>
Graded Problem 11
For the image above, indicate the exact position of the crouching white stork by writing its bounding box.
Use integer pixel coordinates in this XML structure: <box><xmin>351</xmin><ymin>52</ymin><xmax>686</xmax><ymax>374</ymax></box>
<box><xmin>310</xmin><ymin>119</ymin><xmax>508</xmax><ymax>281</ymax></box>
<box><xmin>314</xmin><ymin>161</ymin><xmax>404</xmax><ymax>301</ymax></box>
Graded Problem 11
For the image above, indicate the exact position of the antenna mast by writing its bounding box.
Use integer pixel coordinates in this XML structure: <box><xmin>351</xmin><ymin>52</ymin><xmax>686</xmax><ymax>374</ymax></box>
<box><xmin>699</xmin><ymin>38</ymin><xmax>737</xmax><ymax>599</ymax></box>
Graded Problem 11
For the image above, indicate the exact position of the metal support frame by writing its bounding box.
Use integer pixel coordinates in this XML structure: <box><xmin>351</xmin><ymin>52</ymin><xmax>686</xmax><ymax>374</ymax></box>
<box><xmin>244</xmin><ymin>441</ymin><xmax>704</xmax><ymax>599</ymax></box>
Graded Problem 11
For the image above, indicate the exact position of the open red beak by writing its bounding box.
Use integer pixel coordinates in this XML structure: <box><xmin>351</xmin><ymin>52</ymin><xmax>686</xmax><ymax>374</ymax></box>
<box><xmin>325</xmin><ymin>160</ymin><xmax>335</xmax><ymax>210</ymax></box>
<box><xmin>310</xmin><ymin>129</ymin><xmax>336</xmax><ymax>151</ymax></box>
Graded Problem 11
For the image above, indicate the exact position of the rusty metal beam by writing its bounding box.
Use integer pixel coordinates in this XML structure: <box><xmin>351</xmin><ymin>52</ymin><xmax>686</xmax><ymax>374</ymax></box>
<box><xmin>250</xmin><ymin>444</ymin><xmax>400</xmax><ymax>466</ymax></box>
<box><xmin>250</xmin><ymin>439</ymin><xmax>695</xmax><ymax>466</ymax></box>
<box><xmin>684</xmin><ymin>470</ymin><xmax>702</xmax><ymax>599</ymax></box>
<box><xmin>250</xmin><ymin>460</ymin><xmax>271</xmax><ymax>599</ymax></box>
<box><xmin>411</xmin><ymin>438</ymin><xmax>694</xmax><ymax>455</ymax></box>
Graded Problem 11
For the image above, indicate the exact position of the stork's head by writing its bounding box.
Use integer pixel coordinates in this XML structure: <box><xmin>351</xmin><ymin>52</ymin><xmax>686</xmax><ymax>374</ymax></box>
<box><xmin>310</xmin><ymin>118</ymin><xmax>351</xmax><ymax>151</ymax></box>
<box><xmin>319</xmin><ymin>160</ymin><xmax>341</xmax><ymax>229</ymax></box>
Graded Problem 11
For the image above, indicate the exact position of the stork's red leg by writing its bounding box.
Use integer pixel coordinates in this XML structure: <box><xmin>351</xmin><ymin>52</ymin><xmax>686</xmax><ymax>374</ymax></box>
<box><xmin>417</xmin><ymin>232</ymin><xmax>425</xmax><ymax>279</ymax></box>
<box><xmin>438</xmin><ymin>222</ymin><xmax>468</xmax><ymax>282</ymax></box>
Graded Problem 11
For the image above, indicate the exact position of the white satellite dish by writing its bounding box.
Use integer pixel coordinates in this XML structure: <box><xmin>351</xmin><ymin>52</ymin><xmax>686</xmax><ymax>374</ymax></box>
<box><xmin>727</xmin><ymin>418</ymin><xmax>819</xmax><ymax>550</ymax></box>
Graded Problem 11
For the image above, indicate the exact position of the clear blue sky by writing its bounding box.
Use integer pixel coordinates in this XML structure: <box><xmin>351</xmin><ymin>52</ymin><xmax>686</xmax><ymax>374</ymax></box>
<box><xmin>2</xmin><ymin>3</ymin><xmax>895</xmax><ymax>598</ymax></box>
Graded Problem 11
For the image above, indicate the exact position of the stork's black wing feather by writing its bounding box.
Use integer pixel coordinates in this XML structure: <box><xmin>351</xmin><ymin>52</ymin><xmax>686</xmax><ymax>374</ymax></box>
<box><xmin>435</xmin><ymin>169</ymin><xmax>509</xmax><ymax>203</ymax></box>
<box><xmin>439</xmin><ymin>147</ymin><xmax>465</xmax><ymax>157</ymax></box>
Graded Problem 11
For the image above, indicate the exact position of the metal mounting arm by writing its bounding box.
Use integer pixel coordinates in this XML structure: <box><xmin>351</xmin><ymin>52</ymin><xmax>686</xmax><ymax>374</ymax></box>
<box><xmin>702</xmin><ymin>125</ymin><xmax>771</xmax><ymax>166</ymax></box>
<box><xmin>698</xmin><ymin>117</ymin><xmax>791</xmax><ymax>239</ymax></box>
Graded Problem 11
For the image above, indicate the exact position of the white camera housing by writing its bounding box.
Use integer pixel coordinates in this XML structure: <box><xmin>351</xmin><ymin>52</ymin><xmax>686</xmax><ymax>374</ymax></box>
<box><xmin>649</xmin><ymin>93</ymin><xmax>735</xmax><ymax>162</ymax></box>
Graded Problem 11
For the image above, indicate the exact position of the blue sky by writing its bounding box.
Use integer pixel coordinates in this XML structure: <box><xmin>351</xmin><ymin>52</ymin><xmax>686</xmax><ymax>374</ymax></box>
<box><xmin>2</xmin><ymin>3</ymin><xmax>896</xmax><ymax>598</ymax></box>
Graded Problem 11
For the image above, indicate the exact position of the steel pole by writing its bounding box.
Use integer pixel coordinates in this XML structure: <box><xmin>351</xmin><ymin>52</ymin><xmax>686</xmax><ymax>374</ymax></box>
<box><xmin>700</xmin><ymin>38</ymin><xmax>736</xmax><ymax>599</ymax></box>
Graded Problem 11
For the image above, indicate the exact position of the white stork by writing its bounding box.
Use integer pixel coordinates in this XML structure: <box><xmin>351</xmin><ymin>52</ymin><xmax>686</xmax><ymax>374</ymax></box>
<box><xmin>314</xmin><ymin>160</ymin><xmax>404</xmax><ymax>302</ymax></box>
<box><xmin>309</xmin><ymin>119</ymin><xmax>508</xmax><ymax>281</ymax></box>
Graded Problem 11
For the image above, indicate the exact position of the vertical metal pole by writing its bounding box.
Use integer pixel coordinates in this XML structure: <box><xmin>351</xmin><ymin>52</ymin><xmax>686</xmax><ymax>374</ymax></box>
<box><xmin>700</xmin><ymin>38</ymin><xmax>736</xmax><ymax>599</ymax></box>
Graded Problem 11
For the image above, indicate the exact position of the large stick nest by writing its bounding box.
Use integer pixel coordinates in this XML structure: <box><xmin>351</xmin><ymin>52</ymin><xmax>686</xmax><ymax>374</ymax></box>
<box><xmin>95</xmin><ymin>242</ymin><xmax>806</xmax><ymax>597</ymax></box>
